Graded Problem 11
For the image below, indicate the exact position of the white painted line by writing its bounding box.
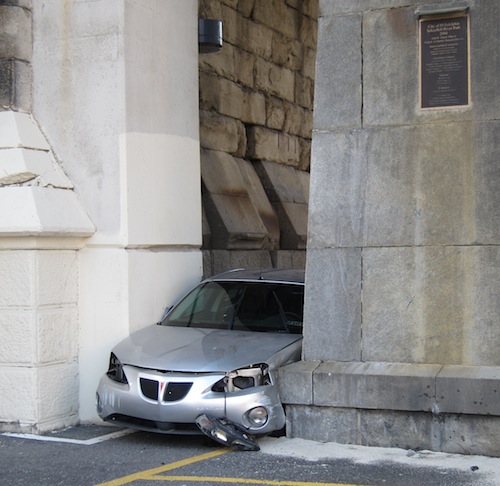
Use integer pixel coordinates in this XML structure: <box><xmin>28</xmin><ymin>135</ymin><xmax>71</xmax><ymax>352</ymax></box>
<box><xmin>2</xmin><ymin>428</ymin><xmax>136</xmax><ymax>445</ymax></box>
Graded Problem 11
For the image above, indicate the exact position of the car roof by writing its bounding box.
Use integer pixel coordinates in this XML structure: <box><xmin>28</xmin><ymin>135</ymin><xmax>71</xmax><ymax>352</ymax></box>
<box><xmin>206</xmin><ymin>268</ymin><xmax>305</xmax><ymax>284</ymax></box>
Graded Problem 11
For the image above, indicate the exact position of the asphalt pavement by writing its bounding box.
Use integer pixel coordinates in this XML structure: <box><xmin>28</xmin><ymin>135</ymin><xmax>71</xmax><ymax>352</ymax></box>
<box><xmin>1</xmin><ymin>424</ymin><xmax>499</xmax><ymax>486</ymax></box>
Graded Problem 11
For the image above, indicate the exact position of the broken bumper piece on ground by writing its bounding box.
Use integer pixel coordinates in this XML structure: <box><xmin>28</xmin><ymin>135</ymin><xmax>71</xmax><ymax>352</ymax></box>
<box><xmin>195</xmin><ymin>414</ymin><xmax>260</xmax><ymax>451</ymax></box>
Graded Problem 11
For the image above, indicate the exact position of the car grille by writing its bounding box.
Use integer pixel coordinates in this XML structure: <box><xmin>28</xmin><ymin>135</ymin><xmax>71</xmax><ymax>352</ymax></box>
<box><xmin>140</xmin><ymin>378</ymin><xmax>159</xmax><ymax>400</ymax></box>
<box><xmin>164</xmin><ymin>382</ymin><xmax>192</xmax><ymax>401</ymax></box>
<box><xmin>139</xmin><ymin>378</ymin><xmax>192</xmax><ymax>402</ymax></box>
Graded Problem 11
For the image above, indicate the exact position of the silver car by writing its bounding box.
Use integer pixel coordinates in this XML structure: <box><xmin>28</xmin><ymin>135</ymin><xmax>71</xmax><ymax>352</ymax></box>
<box><xmin>96</xmin><ymin>268</ymin><xmax>304</xmax><ymax>450</ymax></box>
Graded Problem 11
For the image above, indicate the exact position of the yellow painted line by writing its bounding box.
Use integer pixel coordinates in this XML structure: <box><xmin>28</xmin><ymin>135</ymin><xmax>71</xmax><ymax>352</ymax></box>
<box><xmin>95</xmin><ymin>448</ymin><xmax>229</xmax><ymax>486</ymax></box>
<box><xmin>151</xmin><ymin>476</ymin><xmax>364</xmax><ymax>486</ymax></box>
<box><xmin>96</xmin><ymin>447</ymin><xmax>367</xmax><ymax>486</ymax></box>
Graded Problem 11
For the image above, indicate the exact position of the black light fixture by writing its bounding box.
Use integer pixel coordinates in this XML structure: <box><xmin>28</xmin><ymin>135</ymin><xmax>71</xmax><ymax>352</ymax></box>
<box><xmin>198</xmin><ymin>18</ymin><xmax>223</xmax><ymax>54</ymax></box>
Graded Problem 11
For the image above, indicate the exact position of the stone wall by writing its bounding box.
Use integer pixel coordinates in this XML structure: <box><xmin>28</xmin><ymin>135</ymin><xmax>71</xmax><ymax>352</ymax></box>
<box><xmin>198</xmin><ymin>0</ymin><xmax>317</xmax><ymax>276</ymax></box>
<box><xmin>281</xmin><ymin>0</ymin><xmax>500</xmax><ymax>456</ymax></box>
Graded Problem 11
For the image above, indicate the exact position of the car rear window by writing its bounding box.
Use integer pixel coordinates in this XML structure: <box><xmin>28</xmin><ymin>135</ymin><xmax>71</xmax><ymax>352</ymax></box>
<box><xmin>161</xmin><ymin>281</ymin><xmax>304</xmax><ymax>334</ymax></box>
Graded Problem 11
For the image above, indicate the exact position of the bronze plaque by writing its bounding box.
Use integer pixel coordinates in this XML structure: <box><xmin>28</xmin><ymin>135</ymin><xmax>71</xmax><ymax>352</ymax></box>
<box><xmin>420</xmin><ymin>15</ymin><xmax>470</xmax><ymax>109</ymax></box>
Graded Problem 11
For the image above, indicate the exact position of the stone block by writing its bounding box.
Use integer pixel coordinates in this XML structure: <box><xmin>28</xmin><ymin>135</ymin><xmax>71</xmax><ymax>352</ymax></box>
<box><xmin>313</xmin><ymin>13</ymin><xmax>361</xmax><ymax>130</ymax></box>
<box><xmin>299</xmin><ymin>12</ymin><xmax>317</xmax><ymax>50</ymax></box>
<box><xmin>356</xmin><ymin>3</ymin><xmax>500</xmax><ymax>125</ymax></box>
<box><xmin>254</xmin><ymin>161</ymin><xmax>308</xmax><ymax>249</ymax></box>
<box><xmin>11</xmin><ymin>59</ymin><xmax>32</xmax><ymax>111</ymax></box>
<box><xmin>266</xmin><ymin>97</ymin><xmax>285</xmax><ymax>130</ymax></box>
<box><xmin>255</xmin><ymin>160</ymin><xmax>307</xmax><ymax>203</ymax></box>
<box><xmin>38</xmin><ymin>308</ymin><xmax>78</xmax><ymax>364</ymax></box>
<box><xmin>0</xmin><ymin>367</ymin><xmax>37</xmax><ymax>424</ymax></box>
<box><xmin>0</xmin><ymin>187</ymin><xmax>95</xmax><ymax>237</ymax></box>
<box><xmin>198</xmin><ymin>0</ymin><xmax>222</xmax><ymax>20</ymax></box>
<box><xmin>38</xmin><ymin>362</ymin><xmax>79</xmax><ymax>424</ymax></box>
<box><xmin>248</xmin><ymin>127</ymin><xmax>301</xmax><ymax>166</ymax></box>
<box><xmin>363</xmin><ymin>247</ymin><xmax>500</xmax><ymax>366</ymax></box>
<box><xmin>439</xmin><ymin>414</ymin><xmax>500</xmax><ymax>457</ymax></box>
<box><xmin>240</xmin><ymin>20</ymin><xmax>273</xmax><ymax>60</ymax></box>
<box><xmin>199</xmin><ymin>41</ymin><xmax>236</xmax><ymax>81</ymax></box>
<box><xmin>236</xmin><ymin>158</ymin><xmax>279</xmax><ymax>249</ymax></box>
<box><xmin>363</xmin><ymin>7</ymin><xmax>418</xmax><ymax>127</ymax></box>
<box><xmin>244</xmin><ymin>91</ymin><xmax>268</xmax><ymax>126</ymax></box>
<box><xmin>271</xmin><ymin>33</ymin><xmax>303</xmax><ymax>71</ymax></box>
<box><xmin>0</xmin><ymin>5</ymin><xmax>32</xmax><ymax>61</ymax></box>
<box><xmin>475</xmin><ymin>122</ymin><xmax>500</xmax><ymax>244</ymax></box>
<box><xmin>360</xmin><ymin>409</ymin><xmax>434</xmax><ymax>450</ymax></box>
<box><xmin>0</xmin><ymin>312</ymin><xmax>35</xmax><ymax>364</ymax></box>
<box><xmin>286</xmin><ymin>405</ymin><xmax>359</xmax><ymax>444</ymax></box>
<box><xmin>470</xmin><ymin>3</ymin><xmax>500</xmax><ymax>121</ymax></box>
<box><xmin>199</xmin><ymin>110</ymin><xmax>246</xmax><ymax>156</ymax></box>
<box><xmin>465</xmin><ymin>246</ymin><xmax>500</xmax><ymax>366</ymax></box>
<box><xmin>270</xmin><ymin>250</ymin><xmax>306</xmax><ymax>270</ymax></box>
<box><xmin>201</xmin><ymin>150</ymin><xmax>269</xmax><ymax>249</ymax></box>
<box><xmin>203</xmin><ymin>193</ymin><xmax>267</xmax><ymax>249</ymax></box>
<box><xmin>362</xmin><ymin>247</ymin><xmax>425</xmax><ymax>363</ymax></box>
<box><xmin>308</xmin><ymin>130</ymin><xmax>366</xmax><ymax>248</ymax></box>
<box><xmin>253</xmin><ymin>0</ymin><xmax>299</xmax><ymax>39</ymax></box>
<box><xmin>278</xmin><ymin>360</ymin><xmax>320</xmax><ymax>405</ymax></box>
<box><xmin>436</xmin><ymin>366</ymin><xmax>500</xmax><ymax>416</ymax></box>
<box><xmin>283</xmin><ymin>103</ymin><xmax>310</xmax><ymax>138</ymax></box>
<box><xmin>233</xmin><ymin>48</ymin><xmax>255</xmax><ymax>88</ymax></box>
<box><xmin>37</xmin><ymin>251</ymin><xmax>78</xmax><ymax>306</ymax></box>
<box><xmin>273</xmin><ymin>201</ymin><xmax>307</xmax><ymax>249</ymax></box>
<box><xmin>0</xmin><ymin>250</ymin><xmax>34</xmax><ymax>307</ymax></box>
<box><xmin>295</xmin><ymin>73</ymin><xmax>314</xmax><ymax>109</ymax></box>
<box><xmin>254</xmin><ymin>57</ymin><xmax>295</xmax><ymax>102</ymax></box>
<box><xmin>201</xmin><ymin>149</ymin><xmax>246</xmax><ymax>194</ymax></box>
<box><xmin>309</xmin><ymin>123</ymin><xmax>489</xmax><ymax>249</ymax></box>
<box><xmin>200</xmin><ymin>73</ymin><xmax>266</xmax><ymax>125</ymax></box>
<box><xmin>206</xmin><ymin>250</ymin><xmax>273</xmax><ymax>277</ymax></box>
<box><xmin>302</xmin><ymin>248</ymin><xmax>362</xmax><ymax>361</ymax></box>
<box><xmin>313</xmin><ymin>361</ymin><xmax>439</xmax><ymax>411</ymax></box>
<box><xmin>236</xmin><ymin>0</ymin><xmax>253</xmax><ymax>18</ymax></box>
<box><xmin>218</xmin><ymin>3</ymin><xmax>243</xmax><ymax>47</ymax></box>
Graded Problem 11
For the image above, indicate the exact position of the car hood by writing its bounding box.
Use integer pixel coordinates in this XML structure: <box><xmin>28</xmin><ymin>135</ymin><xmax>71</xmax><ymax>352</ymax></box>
<box><xmin>112</xmin><ymin>325</ymin><xmax>302</xmax><ymax>373</ymax></box>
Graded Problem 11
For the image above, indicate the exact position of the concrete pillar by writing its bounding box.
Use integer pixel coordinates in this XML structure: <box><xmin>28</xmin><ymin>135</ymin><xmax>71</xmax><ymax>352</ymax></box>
<box><xmin>281</xmin><ymin>0</ymin><xmax>500</xmax><ymax>456</ymax></box>
<box><xmin>0</xmin><ymin>0</ymin><xmax>202</xmax><ymax>431</ymax></box>
<box><xmin>33</xmin><ymin>0</ymin><xmax>203</xmax><ymax>421</ymax></box>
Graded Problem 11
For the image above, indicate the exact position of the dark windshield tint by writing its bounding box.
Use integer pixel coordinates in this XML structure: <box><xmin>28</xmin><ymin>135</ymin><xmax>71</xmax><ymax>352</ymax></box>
<box><xmin>161</xmin><ymin>281</ymin><xmax>304</xmax><ymax>334</ymax></box>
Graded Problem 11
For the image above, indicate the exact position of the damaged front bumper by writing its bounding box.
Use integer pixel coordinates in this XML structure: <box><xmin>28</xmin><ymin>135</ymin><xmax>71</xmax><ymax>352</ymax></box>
<box><xmin>196</xmin><ymin>414</ymin><xmax>260</xmax><ymax>451</ymax></box>
<box><xmin>96</xmin><ymin>365</ymin><xmax>286</xmax><ymax>437</ymax></box>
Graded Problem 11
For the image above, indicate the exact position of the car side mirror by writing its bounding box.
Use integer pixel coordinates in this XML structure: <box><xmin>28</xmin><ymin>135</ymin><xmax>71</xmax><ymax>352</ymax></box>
<box><xmin>157</xmin><ymin>306</ymin><xmax>172</xmax><ymax>325</ymax></box>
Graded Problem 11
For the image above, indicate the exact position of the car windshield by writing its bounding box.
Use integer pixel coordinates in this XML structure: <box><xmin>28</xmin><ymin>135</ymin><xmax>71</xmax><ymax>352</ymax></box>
<box><xmin>161</xmin><ymin>281</ymin><xmax>304</xmax><ymax>334</ymax></box>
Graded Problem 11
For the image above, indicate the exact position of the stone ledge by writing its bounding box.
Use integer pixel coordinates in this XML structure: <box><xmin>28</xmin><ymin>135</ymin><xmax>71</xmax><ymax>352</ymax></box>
<box><xmin>279</xmin><ymin>360</ymin><xmax>500</xmax><ymax>417</ymax></box>
<box><xmin>0</xmin><ymin>187</ymin><xmax>94</xmax><ymax>237</ymax></box>
<box><xmin>436</xmin><ymin>365</ymin><xmax>500</xmax><ymax>416</ymax></box>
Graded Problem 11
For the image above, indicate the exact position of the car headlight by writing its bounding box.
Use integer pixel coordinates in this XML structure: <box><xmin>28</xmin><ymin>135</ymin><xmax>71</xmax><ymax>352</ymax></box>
<box><xmin>106</xmin><ymin>352</ymin><xmax>128</xmax><ymax>384</ymax></box>
<box><xmin>246</xmin><ymin>406</ymin><xmax>269</xmax><ymax>427</ymax></box>
<box><xmin>224</xmin><ymin>363</ymin><xmax>270</xmax><ymax>392</ymax></box>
